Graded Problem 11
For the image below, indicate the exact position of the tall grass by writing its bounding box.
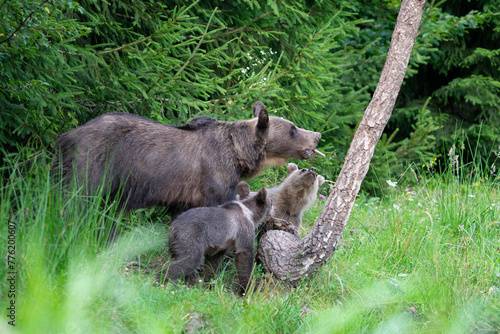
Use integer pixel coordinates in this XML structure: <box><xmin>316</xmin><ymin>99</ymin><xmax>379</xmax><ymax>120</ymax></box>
<box><xmin>301</xmin><ymin>139</ymin><xmax>500</xmax><ymax>333</ymax></box>
<box><xmin>1</xmin><ymin>144</ymin><xmax>499</xmax><ymax>333</ymax></box>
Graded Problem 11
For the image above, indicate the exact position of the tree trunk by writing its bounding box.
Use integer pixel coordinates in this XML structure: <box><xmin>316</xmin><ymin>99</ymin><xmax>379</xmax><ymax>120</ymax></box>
<box><xmin>258</xmin><ymin>0</ymin><xmax>428</xmax><ymax>284</ymax></box>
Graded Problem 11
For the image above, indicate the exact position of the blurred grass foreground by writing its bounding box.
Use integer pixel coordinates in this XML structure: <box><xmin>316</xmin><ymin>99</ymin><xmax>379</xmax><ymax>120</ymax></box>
<box><xmin>1</xmin><ymin>140</ymin><xmax>499</xmax><ymax>333</ymax></box>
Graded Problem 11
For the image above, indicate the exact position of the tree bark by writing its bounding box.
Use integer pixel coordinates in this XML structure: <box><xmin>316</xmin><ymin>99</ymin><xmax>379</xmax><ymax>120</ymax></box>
<box><xmin>258</xmin><ymin>0</ymin><xmax>428</xmax><ymax>284</ymax></box>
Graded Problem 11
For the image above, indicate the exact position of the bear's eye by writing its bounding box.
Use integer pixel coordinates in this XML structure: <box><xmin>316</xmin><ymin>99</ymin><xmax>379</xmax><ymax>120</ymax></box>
<box><xmin>301</xmin><ymin>169</ymin><xmax>307</xmax><ymax>173</ymax></box>
<box><xmin>290</xmin><ymin>125</ymin><xmax>297</xmax><ymax>137</ymax></box>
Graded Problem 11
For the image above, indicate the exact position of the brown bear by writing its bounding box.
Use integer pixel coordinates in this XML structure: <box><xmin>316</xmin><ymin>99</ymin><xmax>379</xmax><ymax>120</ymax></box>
<box><xmin>159</xmin><ymin>187</ymin><xmax>271</xmax><ymax>293</ymax></box>
<box><xmin>54</xmin><ymin>101</ymin><xmax>321</xmax><ymax>215</ymax></box>
<box><xmin>238</xmin><ymin>163</ymin><xmax>325</xmax><ymax>237</ymax></box>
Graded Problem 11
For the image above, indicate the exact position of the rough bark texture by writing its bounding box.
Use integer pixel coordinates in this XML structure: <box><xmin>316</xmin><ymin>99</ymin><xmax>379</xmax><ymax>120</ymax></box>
<box><xmin>258</xmin><ymin>0</ymin><xmax>428</xmax><ymax>284</ymax></box>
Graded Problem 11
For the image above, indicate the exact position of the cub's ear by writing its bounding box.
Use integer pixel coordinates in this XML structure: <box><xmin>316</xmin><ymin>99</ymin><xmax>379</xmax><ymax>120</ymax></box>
<box><xmin>255</xmin><ymin>187</ymin><xmax>268</xmax><ymax>204</ymax></box>
<box><xmin>287</xmin><ymin>163</ymin><xmax>298</xmax><ymax>174</ymax></box>
<box><xmin>237</xmin><ymin>181</ymin><xmax>251</xmax><ymax>200</ymax></box>
<box><xmin>317</xmin><ymin>175</ymin><xmax>325</xmax><ymax>187</ymax></box>
<box><xmin>253</xmin><ymin>101</ymin><xmax>267</xmax><ymax>117</ymax></box>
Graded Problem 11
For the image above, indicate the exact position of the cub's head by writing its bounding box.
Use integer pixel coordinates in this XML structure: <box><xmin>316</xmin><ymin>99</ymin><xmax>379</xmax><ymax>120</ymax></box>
<box><xmin>284</xmin><ymin>163</ymin><xmax>325</xmax><ymax>199</ymax></box>
<box><xmin>252</xmin><ymin>102</ymin><xmax>322</xmax><ymax>166</ymax></box>
<box><xmin>241</xmin><ymin>187</ymin><xmax>272</xmax><ymax>227</ymax></box>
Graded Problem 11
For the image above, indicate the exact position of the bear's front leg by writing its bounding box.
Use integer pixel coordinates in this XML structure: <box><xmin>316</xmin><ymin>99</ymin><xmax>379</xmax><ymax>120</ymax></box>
<box><xmin>203</xmin><ymin>251</ymin><xmax>227</xmax><ymax>282</ymax></box>
<box><xmin>266</xmin><ymin>217</ymin><xmax>299</xmax><ymax>236</ymax></box>
<box><xmin>234</xmin><ymin>247</ymin><xmax>255</xmax><ymax>293</ymax></box>
<box><xmin>160</xmin><ymin>249</ymin><xmax>204</xmax><ymax>285</ymax></box>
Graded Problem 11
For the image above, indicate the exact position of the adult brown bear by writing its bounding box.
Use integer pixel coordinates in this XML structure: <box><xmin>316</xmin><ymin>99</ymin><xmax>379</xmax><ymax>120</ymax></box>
<box><xmin>54</xmin><ymin>101</ymin><xmax>321</xmax><ymax>215</ymax></box>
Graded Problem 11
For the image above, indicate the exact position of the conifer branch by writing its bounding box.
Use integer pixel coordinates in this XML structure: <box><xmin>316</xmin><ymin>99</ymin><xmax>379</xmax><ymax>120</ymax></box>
<box><xmin>0</xmin><ymin>0</ymin><xmax>50</xmax><ymax>45</ymax></box>
<box><xmin>146</xmin><ymin>8</ymin><xmax>218</xmax><ymax>94</ymax></box>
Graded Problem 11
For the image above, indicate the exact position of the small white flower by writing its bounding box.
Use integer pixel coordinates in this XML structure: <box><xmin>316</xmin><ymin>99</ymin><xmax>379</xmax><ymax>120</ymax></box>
<box><xmin>468</xmin><ymin>194</ymin><xmax>475</xmax><ymax>198</ymax></box>
<box><xmin>386</xmin><ymin>180</ymin><xmax>397</xmax><ymax>188</ymax></box>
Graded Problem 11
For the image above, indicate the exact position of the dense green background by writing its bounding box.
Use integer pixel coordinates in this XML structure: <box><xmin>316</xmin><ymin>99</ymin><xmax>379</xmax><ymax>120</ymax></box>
<box><xmin>1</xmin><ymin>0</ymin><xmax>499</xmax><ymax>193</ymax></box>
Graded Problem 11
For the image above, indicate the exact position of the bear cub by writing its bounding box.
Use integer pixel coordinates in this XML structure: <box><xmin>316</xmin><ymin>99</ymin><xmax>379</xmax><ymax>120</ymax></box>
<box><xmin>159</xmin><ymin>187</ymin><xmax>271</xmax><ymax>292</ymax></box>
<box><xmin>239</xmin><ymin>163</ymin><xmax>325</xmax><ymax>237</ymax></box>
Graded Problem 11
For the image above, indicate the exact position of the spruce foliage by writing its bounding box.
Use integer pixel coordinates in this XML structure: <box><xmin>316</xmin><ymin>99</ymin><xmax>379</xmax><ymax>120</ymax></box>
<box><xmin>1</xmin><ymin>0</ymin><xmax>498</xmax><ymax>194</ymax></box>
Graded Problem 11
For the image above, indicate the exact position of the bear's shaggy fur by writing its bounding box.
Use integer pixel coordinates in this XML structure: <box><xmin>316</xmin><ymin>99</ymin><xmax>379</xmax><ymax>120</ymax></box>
<box><xmin>238</xmin><ymin>163</ymin><xmax>325</xmax><ymax>236</ymax></box>
<box><xmin>54</xmin><ymin>102</ymin><xmax>321</xmax><ymax>215</ymax></box>
<box><xmin>159</xmin><ymin>187</ymin><xmax>271</xmax><ymax>292</ymax></box>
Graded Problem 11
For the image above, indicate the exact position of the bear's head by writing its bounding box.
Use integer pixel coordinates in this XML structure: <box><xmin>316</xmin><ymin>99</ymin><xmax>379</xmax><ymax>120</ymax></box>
<box><xmin>252</xmin><ymin>102</ymin><xmax>322</xmax><ymax>166</ymax></box>
<box><xmin>283</xmin><ymin>163</ymin><xmax>325</xmax><ymax>207</ymax></box>
<box><xmin>241</xmin><ymin>187</ymin><xmax>272</xmax><ymax>228</ymax></box>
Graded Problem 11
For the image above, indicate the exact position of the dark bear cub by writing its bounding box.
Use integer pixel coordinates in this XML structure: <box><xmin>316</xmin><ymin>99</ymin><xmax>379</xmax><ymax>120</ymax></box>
<box><xmin>159</xmin><ymin>188</ymin><xmax>271</xmax><ymax>292</ymax></box>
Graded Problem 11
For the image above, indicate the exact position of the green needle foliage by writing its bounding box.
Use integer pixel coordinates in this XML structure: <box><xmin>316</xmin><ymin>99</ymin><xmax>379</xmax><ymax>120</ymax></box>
<box><xmin>1</xmin><ymin>0</ymin><xmax>498</xmax><ymax>194</ymax></box>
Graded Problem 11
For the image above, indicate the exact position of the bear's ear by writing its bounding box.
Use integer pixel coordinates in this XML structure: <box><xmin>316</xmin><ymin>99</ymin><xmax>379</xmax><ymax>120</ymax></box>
<box><xmin>253</xmin><ymin>101</ymin><xmax>267</xmax><ymax>117</ymax></box>
<box><xmin>237</xmin><ymin>181</ymin><xmax>251</xmax><ymax>200</ymax></box>
<box><xmin>317</xmin><ymin>175</ymin><xmax>325</xmax><ymax>187</ymax></box>
<box><xmin>256</xmin><ymin>106</ymin><xmax>269</xmax><ymax>133</ymax></box>
<box><xmin>287</xmin><ymin>163</ymin><xmax>298</xmax><ymax>174</ymax></box>
<box><xmin>255</xmin><ymin>187</ymin><xmax>268</xmax><ymax>205</ymax></box>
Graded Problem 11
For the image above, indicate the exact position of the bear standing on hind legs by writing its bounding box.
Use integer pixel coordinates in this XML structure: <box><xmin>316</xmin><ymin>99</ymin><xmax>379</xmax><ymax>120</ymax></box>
<box><xmin>238</xmin><ymin>163</ymin><xmax>325</xmax><ymax>237</ymax></box>
<box><xmin>54</xmin><ymin>101</ymin><xmax>322</xmax><ymax>216</ymax></box>
<box><xmin>265</xmin><ymin>163</ymin><xmax>325</xmax><ymax>236</ymax></box>
<box><xmin>159</xmin><ymin>187</ymin><xmax>272</xmax><ymax>293</ymax></box>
